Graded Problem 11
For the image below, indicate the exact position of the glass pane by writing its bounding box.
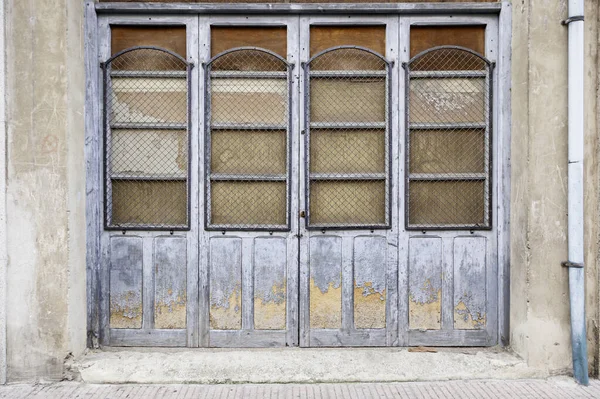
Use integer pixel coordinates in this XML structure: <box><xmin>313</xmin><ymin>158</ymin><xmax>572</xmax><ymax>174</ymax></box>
<box><xmin>409</xmin><ymin>129</ymin><xmax>485</xmax><ymax>174</ymax></box>
<box><xmin>311</xmin><ymin>78</ymin><xmax>386</xmax><ymax>123</ymax></box>
<box><xmin>211</xmin><ymin>182</ymin><xmax>286</xmax><ymax>226</ymax></box>
<box><xmin>210</xmin><ymin>79</ymin><xmax>287</xmax><ymax>126</ymax></box>
<box><xmin>310</xmin><ymin>129</ymin><xmax>385</xmax><ymax>174</ymax></box>
<box><xmin>211</xmin><ymin>130</ymin><xmax>286</xmax><ymax>175</ymax></box>
<box><xmin>310</xmin><ymin>181</ymin><xmax>385</xmax><ymax>225</ymax></box>
<box><xmin>111</xmin><ymin>180</ymin><xmax>187</xmax><ymax>226</ymax></box>
<box><xmin>409</xmin><ymin>181</ymin><xmax>485</xmax><ymax>226</ymax></box>
<box><xmin>110</xmin><ymin>77</ymin><xmax>187</xmax><ymax>125</ymax></box>
<box><xmin>409</xmin><ymin>78</ymin><xmax>485</xmax><ymax>124</ymax></box>
<box><xmin>111</xmin><ymin>129</ymin><xmax>187</xmax><ymax>177</ymax></box>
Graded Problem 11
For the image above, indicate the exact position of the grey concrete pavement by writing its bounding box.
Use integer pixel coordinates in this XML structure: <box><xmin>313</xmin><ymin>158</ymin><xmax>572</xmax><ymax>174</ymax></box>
<box><xmin>1</xmin><ymin>379</ymin><xmax>599</xmax><ymax>398</ymax></box>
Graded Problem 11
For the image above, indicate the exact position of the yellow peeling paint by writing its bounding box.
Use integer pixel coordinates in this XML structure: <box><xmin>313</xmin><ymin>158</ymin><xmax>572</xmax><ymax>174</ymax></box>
<box><xmin>454</xmin><ymin>301</ymin><xmax>486</xmax><ymax>329</ymax></box>
<box><xmin>210</xmin><ymin>286</ymin><xmax>242</xmax><ymax>330</ymax></box>
<box><xmin>155</xmin><ymin>292</ymin><xmax>187</xmax><ymax>329</ymax></box>
<box><xmin>409</xmin><ymin>288</ymin><xmax>442</xmax><ymax>330</ymax></box>
<box><xmin>310</xmin><ymin>278</ymin><xmax>342</xmax><ymax>329</ymax></box>
<box><xmin>255</xmin><ymin>282</ymin><xmax>287</xmax><ymax>330</ymax></box>
<box><xmin>110</xmin><ymin>291</ymin><xmax>142</xmax><ymax>329</ymax></box>
<box><xmin>354</xmin><ymin>282</ymin><xmax>386</xmax><ymax>329</ymax></box>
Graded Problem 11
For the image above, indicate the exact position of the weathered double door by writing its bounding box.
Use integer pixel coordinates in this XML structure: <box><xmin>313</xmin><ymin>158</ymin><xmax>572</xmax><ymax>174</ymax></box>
<box><xmin>99</xmin><ymin>14</ymin><xmax>499</xmax><ymax>348</ymax></box>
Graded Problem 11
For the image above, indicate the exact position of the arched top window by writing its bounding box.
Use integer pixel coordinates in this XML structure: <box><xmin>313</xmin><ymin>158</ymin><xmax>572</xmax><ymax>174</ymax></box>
<box><xmin>303</xmin><ymin>46</ymin><xmax>393</xmax><ymax>229</ymax></box>
<box><xmin>204</xmin><ymin>47</ymin><xmax>293</xmax><ymax>230</ymax></box>
<box><xmin>103</xmin><ymin>46</ymin><xmax>193</xmax><ymax>230</ymax></box>
<box><xmin>405</xmin><ymin>46</ymin><xmax>494</xmax><ymax>230</ymax></box>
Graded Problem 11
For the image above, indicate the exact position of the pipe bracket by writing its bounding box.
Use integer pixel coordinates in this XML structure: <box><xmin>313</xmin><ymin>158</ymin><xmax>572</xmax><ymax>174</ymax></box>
<box><xmin>562</xmin><ymin>261</ymin><xmax>584</xmax><ymax>268</ymax></box>
<box><xmin>561</xmin><ymin>16</ymin><xmax>584</xmax><ymax>26</ymax></box>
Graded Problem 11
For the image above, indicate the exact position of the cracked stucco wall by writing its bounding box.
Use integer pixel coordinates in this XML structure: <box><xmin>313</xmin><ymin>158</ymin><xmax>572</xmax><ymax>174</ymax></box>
<box><xmin>510</xmin><ymin>0</ymin><xmax>600</xmax><ymax>376</ymax></box>
<box><xmin>4</xmin><ymin>0</ymin><xmax>87</xmax><ymax>382</ymax></box>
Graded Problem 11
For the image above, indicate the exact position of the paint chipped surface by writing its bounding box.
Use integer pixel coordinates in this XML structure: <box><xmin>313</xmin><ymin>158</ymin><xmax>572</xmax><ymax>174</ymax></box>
<box><xmin>154</xmin><ymin>237</ymin><xmax>187</xmax><ymax>329</ymax></box>
<box><xmin>254</xmin><ymin>238</ymin><xmax>287</xmax><ymax>330</ymax></box>
<box><xmin>310</xmin><ymin>278</ymin><xmax>342</xmax><ymax>329</ymax></box>
<box><xmin>210</xmin><ymin>238</ymin><xmax>243</xmax><ymax>330</ymax></box>
<box><xmin>454</xmin><ymin>299</ymin><xmax>486</xmax><ymax>329</ymax></box>
<box><xmin>110</xmin><ymin>291</ymin><xmax>142</xmax><ymax>329</ymax></box>
<box><xmin>354</xmin><ymin>283</ymin><xmax>386</xmax><ymax>329</ymax></box>
<box><xmin>409</xmin><ymin>284</ymin><xmax>442</xmax><ymax>330</ymax></box>
<box><xmin>210</xmin><ymin>285</ymin><xmax>242</xmax><ymax>330</ymax></box>
<box><xmin>353</xmin><ymin>236</ymin><xmax>387</xmax><ymax>329</ymax></box>
<box><xmin>254</xmin><ymin>282</ymin><xmax>286</xmax><ymax>330</ymax></box>
<box><xmin>309</xmin><ymin>237</ymin><xmax>342</xmax><ymax>329</ymax></box>
<box><xmin>453</xmin><ymin>237</ymin><xmax>487</xmax><ymax>331</ymax></box>
<box><xmin>408</xmin><ymin>237</ymin><xmax>443</xmax><ymax>330</ymax></box>
<box><xmin>109</xmin><ymin>237</ymin><xmax>143</xmax><ymax>329</ymax></box>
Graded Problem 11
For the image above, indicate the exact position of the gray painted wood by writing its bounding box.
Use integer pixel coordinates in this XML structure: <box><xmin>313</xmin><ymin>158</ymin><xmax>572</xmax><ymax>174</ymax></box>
<box><xmin>453</xmin><ymin>237</ymin><xmax>487</xmax><ymax>330</ymax></box>
<box><xmin>155</xmin><ymin>237</ymin><xmax>188</xmax><ymax>330</ymax></box>
<box><xmin>109</xmin><ymin>237</ymin><xmax>144</xmax><ymax>330</ymax></box>
<box><xmin>241</xmin><ymin>238</ymin><xmax>254</xmax><ymax>331</ymax></box>
<box><xmin>96</xmin><ymin>2</ymin><xmax>503</xmax><ymax>15</ymax></box>
<box><xmin>85</xmin><ymin>0</ymin><xmax>100</xmax><ymax>348</ymax></box>
<box><xmin>408</xmin><ymin>237</ymin><xmax>443</xmax><ymax>331</ymax></box>
<box><xmin>341</xmin><ymin>236</ymin><xmax>354</xmax><ymax>332</ymax></box>
<box><xmin>441</xmin><ymin>236</ymin><xmax>454</xmax><ymax>331</ymax></box>
<box><xmin>309</xmin><ymin>236</ymin><xmax>343</xmax><ymax>331</ymax></box>
<box><xmin>310</xmin><ymin>329</ymin><xmax>387</xmax><ymax>347</ymax></box>
<box><xmin>209</xmin><ymin>237</ymin><xmax>243</xmax><ymax>333</ymax></box>
<box><xmin>353</xmin><ymin>236</ymin><xmax>387</xmax><ymax>330</ymax></box>
<box><xmin>407</xmin><ymin>329</ymin><xmax>491</xmax><ymax>347</ymax></box>
<box><xmin>109</xmin><ymin>329</ymin><xmax>187</xmax><ymax>347</ymax></box>
<box><xmin>253</xmin><ymin>238</ymin><xmax>287</xmax><ymax>331</ymax></box>
<box><xmin>209</xmin><ymin>330</ymin><xmax>286</xmax><ymax>348</ymax></box>
<box><xmin>142</xmin><ymin>237</ymin><xmax>154</xmax><ymax>330</ymax></box>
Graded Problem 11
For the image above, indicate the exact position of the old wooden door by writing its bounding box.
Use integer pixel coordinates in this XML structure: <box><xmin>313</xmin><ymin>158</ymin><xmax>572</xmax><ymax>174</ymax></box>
<box><xmin>199</xmin><ymin>17</ymin><xmax>301</xmax><ymax>347</ymax></box>
<box><xmin>298</xmin><ymin>17</ymin><xmax>401</xmax><ymax>347</ymax></box>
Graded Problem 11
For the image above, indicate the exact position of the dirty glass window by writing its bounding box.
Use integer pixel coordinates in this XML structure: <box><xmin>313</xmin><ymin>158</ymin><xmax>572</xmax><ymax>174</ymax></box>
<box><xmin>305</xmin><ymin>26</ymin><xmax>391</xmax><ymax>228</ymax></box>
<box><xmin>205</xmin><ymin>27</ymin><xmax>290</xmax><ymax>230</ymax></box>
<box><xmin>104</xmin><ymin>26</ymin><xmax>190</xmax><ymax>229</ymax></box>
<box><xmin>406</xmin><ymin>26</ymin><xmax>492</xmax><ymax>229</ymax></box>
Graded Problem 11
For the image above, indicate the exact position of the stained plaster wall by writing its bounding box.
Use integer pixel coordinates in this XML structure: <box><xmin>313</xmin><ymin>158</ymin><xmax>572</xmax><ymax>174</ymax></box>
<box><xmin>3</xmin><ymin>0</ymin><xmax>87</xmax><ymax>382</ymax></box>
<box><xmin>509</xmin><ymin>0</ymin><xmax>600</xmax><ymax>376</ymax></box>
<box><xmin>1</xmin><ymin>0</ymin><xmax>600</xmax><ymax>383</ymax></box>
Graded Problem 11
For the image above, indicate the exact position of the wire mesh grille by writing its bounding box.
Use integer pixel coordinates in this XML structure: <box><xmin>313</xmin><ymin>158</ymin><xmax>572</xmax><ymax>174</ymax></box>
<box><xmin>305</xmin><ymin>47</ymin><xmax>391</xmax><ymax>228</ymax></box>
<box><xmin>104</xmin><ymin>47</ymin><xmax>191</xmax><ymax>230</ymax></box>
<box><xmin>406</xmin><ymin>46</ymin><xmax>492</xmax><ymax>229</ymax></box>
<box><xmin>205</xmin><ymin>48</ymin><xmax>291</xmax><ymax>230</ymax></box>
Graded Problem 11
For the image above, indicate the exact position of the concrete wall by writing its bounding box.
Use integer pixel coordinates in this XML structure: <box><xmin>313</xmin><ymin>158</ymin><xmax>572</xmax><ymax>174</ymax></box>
<box><xmin>509</xmin><ymin>0</ymin><xmax>600</xmax><ymax>376</ymax></box>
<box><xmin>3</xmin><ymin>0</ymin><xmax>87</xmax><ymax>382</ymax></box>
<box><xmin>1</xmin><ymin>0</ymin><xmax>600</xmax><ymax>383</ymax></box>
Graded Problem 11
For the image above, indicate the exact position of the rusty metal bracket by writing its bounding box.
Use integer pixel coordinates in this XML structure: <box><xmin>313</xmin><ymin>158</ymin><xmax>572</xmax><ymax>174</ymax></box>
<box><xmin>561</xmin><ymin>16</ymin><xmax>584</xmax><ymax>26</ymax></box>
<box><xmin>562</xmin><ymin>261</ymin><xmax>584</xmax><ymax>268</ymax></box>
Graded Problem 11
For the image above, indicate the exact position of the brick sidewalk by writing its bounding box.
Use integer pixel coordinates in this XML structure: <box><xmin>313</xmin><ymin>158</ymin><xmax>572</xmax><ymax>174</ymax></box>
<box><xmin>0</xmin><ymin>379</ymin><xmax>599</xmax><ymax>399</ymax></box>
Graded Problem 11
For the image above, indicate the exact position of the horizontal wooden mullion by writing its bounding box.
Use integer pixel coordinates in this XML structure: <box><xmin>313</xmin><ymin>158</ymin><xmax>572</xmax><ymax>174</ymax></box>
<box><xmin>410</xmin><ymin>70</ymin><xmax>486</xmax><ymax>79</ymax></box>
<box><xmin>408</xmin><ymin>173</ymin><xmax>486</xmax><ymax>181</ymax></box>
<box><xmin>409</xmin><ymin>122</ymin><xmax>486</xmax><ymax>130</ymax></box>
<box><xmin>211</xmin><ymin>123</ymin><xmax>287</xmax><ymax>131</ymax></box>
<box><xmin>210</xmin><ymin>173</ymin><xmax>286</xmax><ymax>182</ymax></box>
<box><xmin>210</xmin><ymin>71</ymin><xmax>287</xmax><ymax>79</ymax></box>
<box><xmin>310</xmin><ymin>122</ymin><xmax>386</xmax><ymax>129</ymax></box>
<box><xmin>111</xmin><ymin>174</ymin><xmax>187</xmax><ymax>181</ymax></box>
<box><xmin>111</xmin><ymin>122</ymin><xmax>187</xmax><ymax>130</ymax></box>
<box><xmin>310</xmin><ymin>173</ymin><xmax>386</xmax><ymax>181</ymax></box>
<box><xmin>310</xmin><ymin>70</ymin><xmax>387</xmax><ymax>78</ymax></box>
<box><xmin>111</xmin><ymin>70</ymin><xmax>187</xmax><ymax>78</ymax></box>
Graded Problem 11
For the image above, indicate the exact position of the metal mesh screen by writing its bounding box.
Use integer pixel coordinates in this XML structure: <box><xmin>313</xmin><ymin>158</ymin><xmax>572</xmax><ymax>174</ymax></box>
<box><xmin>103</xmin><ymin>47</ymin><xmax>191</xmax><ymax>230</ymax></box>
<box><xmin>405</xmin><ymin>46</ymin><xmax>493</xmax><ymax>229</ymax></box>
<box><xmin>305</xmin><ymin>47</ymin><xmax>391</xmax><ymax>229</ymax></box>
<box><xmin>205</xmin><ymin>47</ymin><xmax>291</xmax><ymax>230</ymax></box>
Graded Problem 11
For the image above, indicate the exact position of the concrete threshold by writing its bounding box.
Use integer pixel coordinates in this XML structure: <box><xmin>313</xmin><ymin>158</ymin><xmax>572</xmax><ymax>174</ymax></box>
<box><xmin>72</xmin><ymin>347</ymin><xmax>546</xmax><ymax>384</ymax></box>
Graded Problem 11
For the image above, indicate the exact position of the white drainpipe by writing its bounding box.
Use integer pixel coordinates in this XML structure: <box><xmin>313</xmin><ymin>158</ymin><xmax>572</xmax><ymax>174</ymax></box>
<box><xmin>563</xmin><ymin>0</ymin><xmax>588</xmax><ymax>386</ymax></box>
